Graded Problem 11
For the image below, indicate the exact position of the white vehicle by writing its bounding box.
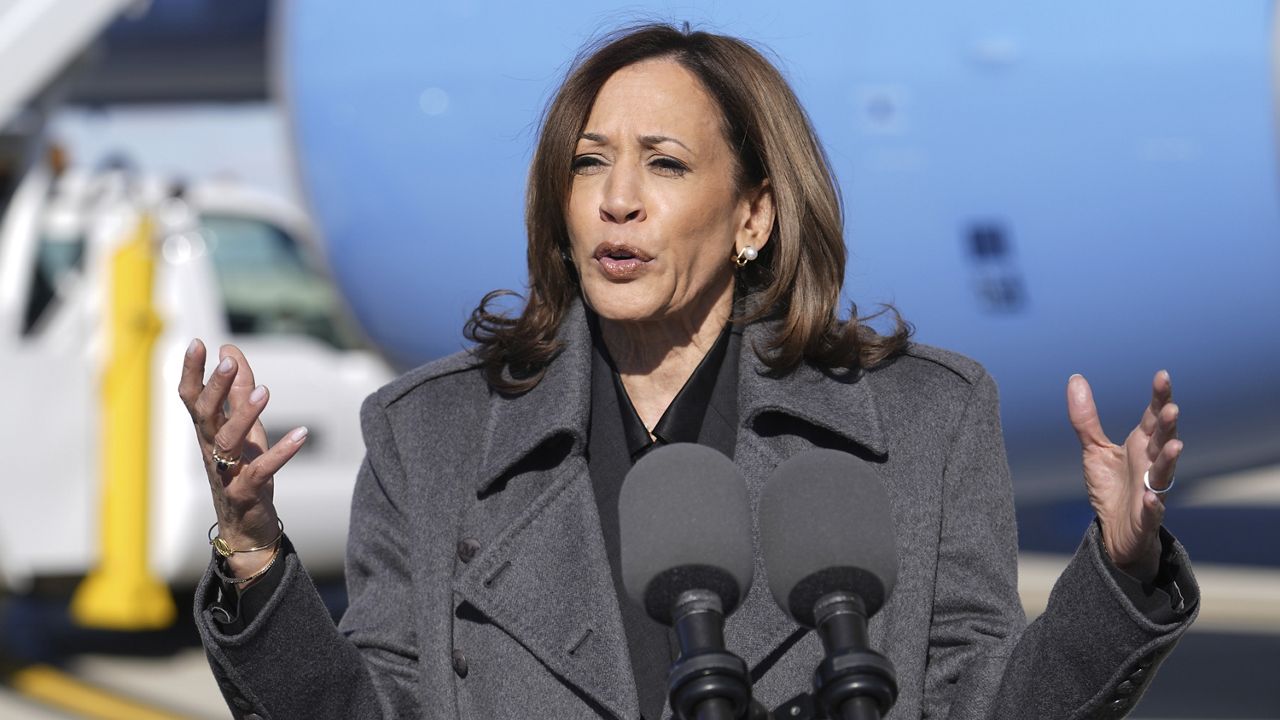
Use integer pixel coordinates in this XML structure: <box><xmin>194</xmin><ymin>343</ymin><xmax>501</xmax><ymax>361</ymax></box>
<box><xmin>0</xmin><ymin>154</ymin><xmax>393</xmax><ymax>620</ymax></box>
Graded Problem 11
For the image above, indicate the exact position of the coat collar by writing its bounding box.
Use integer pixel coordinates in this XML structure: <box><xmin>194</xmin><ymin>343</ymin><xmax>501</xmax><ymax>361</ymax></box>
<box><xmin>734</xmin><ymin>324</ymin><xmax>888</xmax><ymax>460</ymax></box>
<box><xmin>474</xmin><ymin>300</ymin><xmax>594</xmax><ymax>493</ymax></box>
<box><xmin>475</xmin><ymin>298</ymin><xmax>887</xmax><ymax>494</ymax></box>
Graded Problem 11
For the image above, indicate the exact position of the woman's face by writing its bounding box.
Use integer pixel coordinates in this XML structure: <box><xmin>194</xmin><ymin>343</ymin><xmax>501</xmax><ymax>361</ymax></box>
<box><xmin>566</xmin><ymin>58</ymin><xmax>771</xmax><ymax>330</ymax></box>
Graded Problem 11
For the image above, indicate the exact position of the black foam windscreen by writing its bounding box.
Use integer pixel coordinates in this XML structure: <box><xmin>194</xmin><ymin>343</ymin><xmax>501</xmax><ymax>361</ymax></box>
<box><xmin>619</xmin><ymin>443</ymin><xmax>754</xmax><ymax>625</ymax></box>
<box><xmin>759</xmin><ymin>449</ymin><xmax>899</xmax><ymax>628</ymax></box>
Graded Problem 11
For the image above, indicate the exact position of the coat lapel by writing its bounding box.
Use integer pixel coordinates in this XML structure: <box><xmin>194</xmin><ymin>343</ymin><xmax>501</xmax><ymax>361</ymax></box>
<box><xmin>455</xmin><ymin>301</ymin><xmax>640</xmax><ymax>720</ymax></box>
<box><xmin>726</xmin><ymin>322</ymin><xmax>890</xmax><ymax>676</ymax></box>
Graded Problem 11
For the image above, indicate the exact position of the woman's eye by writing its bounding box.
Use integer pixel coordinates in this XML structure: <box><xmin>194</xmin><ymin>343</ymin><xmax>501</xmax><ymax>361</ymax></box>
<box><xmin>571</xmin><ymin>155</ymin><xmax>605</xmax><ymax>174</ymax></box>
<box><xmin>651</xmin><ymin>157</ymin><xmax>689</xmax><ymax>177</ymax></box>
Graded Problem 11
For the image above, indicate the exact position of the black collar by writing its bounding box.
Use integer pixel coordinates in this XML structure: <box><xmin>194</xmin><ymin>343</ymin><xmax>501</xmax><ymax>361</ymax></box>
<box><xmin>591</xmin><ymin>317</ymin><xmax>735</xmax><ymax>459</ymax></box>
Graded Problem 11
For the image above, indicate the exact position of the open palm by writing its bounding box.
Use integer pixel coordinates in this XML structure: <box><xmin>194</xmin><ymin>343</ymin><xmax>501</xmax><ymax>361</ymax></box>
<box><xmin>1066</xmin><ymin>371</ymin><xmax>1182</xmax><ymax>582</ymax></box>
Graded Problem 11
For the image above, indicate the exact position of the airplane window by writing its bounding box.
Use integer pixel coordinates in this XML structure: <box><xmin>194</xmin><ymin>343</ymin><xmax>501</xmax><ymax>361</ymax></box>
<box><xmin>969</xmin><ymin>224</ymin><xmax>1007</xmax><ymax>259</ymax></box>
<box><xmin>202</xmin><ymin>214</ymin><xmax>364</xmax><ymax>350</ymax></box>
<box><xmin>966</xmin><ymin>222</ymin><xmax>1027</xmax><ymax>313</ymax></box>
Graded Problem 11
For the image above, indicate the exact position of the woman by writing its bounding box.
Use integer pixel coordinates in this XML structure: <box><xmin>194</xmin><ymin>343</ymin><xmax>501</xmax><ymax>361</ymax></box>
<box><xmin>181</xmin><ymin>24</ymin><xmax>1196</xmax><ymax>720</ymax></box>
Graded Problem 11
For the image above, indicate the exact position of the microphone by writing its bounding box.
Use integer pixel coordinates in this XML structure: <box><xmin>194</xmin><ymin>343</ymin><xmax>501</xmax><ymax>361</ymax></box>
<box><xmin>759</xmin><ymin>450</ymin><xmax>900</xmax><ymax>720</ymax></box>
<box><xmin>619</xmin><ymin>444</ymin><xmax>756</xmax><ymax>720</ymax></box>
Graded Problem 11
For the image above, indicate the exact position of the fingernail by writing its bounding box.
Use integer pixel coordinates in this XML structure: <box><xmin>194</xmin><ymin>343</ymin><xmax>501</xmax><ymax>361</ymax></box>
<box><xmin>187</xmin><ymin>339</ymin><xmax>199</xmax><ymax>356</ymax></box>
<box><xmin>218</xmin><ymin>357</ymin><xmax>234</xmax><ymax>374</ymax></box>
<box><xmin>290</xmin><ymin>426</ymin><xmax>309</xmax><ymax>443</ymax></box>
<box><xmin>1069</xmin><ymin>373</ymin><xmax>1082</xmax><ymax>381</ymax></box>
<box><xmin>249</xmin><ymin>385</ymin><xmax>267</xmax><ymax>404</ymax></box>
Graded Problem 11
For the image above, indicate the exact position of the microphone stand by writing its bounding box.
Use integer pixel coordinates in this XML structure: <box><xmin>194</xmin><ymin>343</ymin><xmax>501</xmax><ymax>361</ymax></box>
<box><xmin>668</xmin><ymin>590</ymin><xmax>753</xmax><ymax>720</ymax></box>
<box><xmin>812</xmin><ymin>593</ymin><xmax>898</xmax><ymax>720</ymax></box>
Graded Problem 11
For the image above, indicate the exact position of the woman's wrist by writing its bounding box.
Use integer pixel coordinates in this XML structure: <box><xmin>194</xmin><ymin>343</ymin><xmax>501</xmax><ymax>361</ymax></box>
<box><xmin>225</xmin><ymin>548</ymin><xmax>278</xmax><ymax>581</ymax></box>
<box><xmin>209</xmin><ymin>517</ymin><xmax>285</xmax><ymax>592</ymax></box>
<box><xmin>1105</xmin><ymin>531</ymin><xmax>1161</xmax><ymax>584</ymax></box>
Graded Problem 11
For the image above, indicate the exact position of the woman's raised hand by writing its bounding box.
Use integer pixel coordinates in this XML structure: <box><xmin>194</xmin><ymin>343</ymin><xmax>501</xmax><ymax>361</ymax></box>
<box><xmin>1066</xmin><ymin>371</ymin><xmax>1182</xmax><ymax>583</ymax></box>
<box><xmin>178</xmin><ymin>339</ymin><xmax>309</xmax><ymax>577</ymax></box>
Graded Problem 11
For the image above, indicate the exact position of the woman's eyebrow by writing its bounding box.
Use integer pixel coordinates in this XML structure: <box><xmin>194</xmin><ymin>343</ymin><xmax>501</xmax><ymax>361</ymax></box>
<box><xmin>576</xmin><ymin>132</ymin><xmax>693</xmax><ymax>155</ymax></box>
<box><xmin>639</xmin><ymin>134</ymin><xmax>693</xmax><ymax>154</ymax></box>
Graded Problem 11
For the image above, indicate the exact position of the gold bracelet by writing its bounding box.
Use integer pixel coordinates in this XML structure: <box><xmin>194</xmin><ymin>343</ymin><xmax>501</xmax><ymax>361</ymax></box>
<box><xmin>208</xmin><ymin>518</ymin><xmax>285</xmax><ymax>558</ymax></box>
<box><xmin>212</xmin><ymin>540</ymin><xmax>282</xmax><ymax>586</ymax></box>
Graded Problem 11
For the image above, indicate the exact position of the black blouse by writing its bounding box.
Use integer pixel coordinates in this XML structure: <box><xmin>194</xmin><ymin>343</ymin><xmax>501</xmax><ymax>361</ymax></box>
<box><xmin>586</xmin><ymin>315</ymin><xmax>741</xmax><ymax>720</ymax></box>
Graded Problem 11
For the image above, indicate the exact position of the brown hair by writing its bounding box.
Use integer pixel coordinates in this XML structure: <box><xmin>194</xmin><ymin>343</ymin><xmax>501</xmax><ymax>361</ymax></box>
<box><xmin>465</xmin><ymin>22</ymin><xmax>911</xmax><ymax>393</ymax></box>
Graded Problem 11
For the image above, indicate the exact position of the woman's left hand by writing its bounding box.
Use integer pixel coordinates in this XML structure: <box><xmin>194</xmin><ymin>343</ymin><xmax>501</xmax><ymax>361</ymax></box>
<box><xmin>1066</xmin><ymin>371</ymin><xmax>1182</xmax><ymax>583</ymax></box>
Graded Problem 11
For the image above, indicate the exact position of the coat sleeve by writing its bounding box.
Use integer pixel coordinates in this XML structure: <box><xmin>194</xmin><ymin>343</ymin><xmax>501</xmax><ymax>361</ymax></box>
<box><xmin>922</xmin><ymin>370</ymin><xmax>1199</xmax><ymax>720</ymax></box>
<box><xmin>195</xmin><ymin>394</ymin><xmax>423</xmax><ymax>720</ymax></box>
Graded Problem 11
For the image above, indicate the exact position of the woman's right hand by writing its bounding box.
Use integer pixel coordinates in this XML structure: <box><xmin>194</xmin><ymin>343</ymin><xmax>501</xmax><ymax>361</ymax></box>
<box><xmin>178</xmin><ymin>339</ymin><xmax>309</xmax><ymax>578</ymax></box>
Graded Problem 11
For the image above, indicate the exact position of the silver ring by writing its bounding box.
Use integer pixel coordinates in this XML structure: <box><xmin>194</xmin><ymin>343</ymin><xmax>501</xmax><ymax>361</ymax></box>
<box><xmin>1144</xmin><ymin>469</ymin><xmax>1174</xmax><ymax>495</ymax></box>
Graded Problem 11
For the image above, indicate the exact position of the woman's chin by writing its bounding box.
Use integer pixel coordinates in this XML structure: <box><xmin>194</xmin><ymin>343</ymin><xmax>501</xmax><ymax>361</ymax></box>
<box><xmin>581</xmin><ymin>276</ymin><xmax>733</xmax><ymax>330</ymax></box>
<box><xmin>580</xmin><ymin>280</ymin><xmax>662</xmax><ymax>321</ymax></box>
<box><xmin>585</xmin><ymin>298</ymin><xmax>662</xmax><ymax>326</ymax></box>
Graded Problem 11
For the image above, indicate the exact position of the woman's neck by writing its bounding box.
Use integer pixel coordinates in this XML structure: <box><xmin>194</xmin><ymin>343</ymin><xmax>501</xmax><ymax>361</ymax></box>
<box><xmin>598</xmin><ymin>282</ymin><xmax>734</xmax><ymax>432</ymax></box>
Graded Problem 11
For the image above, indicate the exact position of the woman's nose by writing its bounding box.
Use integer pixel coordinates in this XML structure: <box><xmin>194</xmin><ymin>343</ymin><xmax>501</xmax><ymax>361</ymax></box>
<box><xmin>599</xmin><ymin>166</ymin><xmax>646</xmax><ymax>224</ymax></box>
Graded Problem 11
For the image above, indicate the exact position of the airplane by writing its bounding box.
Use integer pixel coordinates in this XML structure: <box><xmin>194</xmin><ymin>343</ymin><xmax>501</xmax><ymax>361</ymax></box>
<box><xmin>277</xmin><ymin>0</ymin><xmax>1280</xmax><ymax>563</ymax></box>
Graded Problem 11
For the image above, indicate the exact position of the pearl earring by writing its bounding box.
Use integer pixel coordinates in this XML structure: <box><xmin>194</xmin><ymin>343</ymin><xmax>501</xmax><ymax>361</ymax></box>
<box><xmin>733</xmin><ymin>245</ymin><xmax>758</xmax><ymax>267</ymax></box>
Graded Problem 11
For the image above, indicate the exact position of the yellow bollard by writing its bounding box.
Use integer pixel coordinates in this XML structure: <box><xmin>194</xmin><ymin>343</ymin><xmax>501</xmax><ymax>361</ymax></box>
<box><xmin>71</xmin><ymin>215</ymin><xmax>176</xmax><ymax>630</ymax></box>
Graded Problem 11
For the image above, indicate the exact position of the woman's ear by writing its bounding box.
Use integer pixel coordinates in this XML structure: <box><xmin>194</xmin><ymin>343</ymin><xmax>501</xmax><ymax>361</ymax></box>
<box><xmin>736</xmin><ymin>179</ymin><xmax>775</xmax><ymax>255</ymax></box>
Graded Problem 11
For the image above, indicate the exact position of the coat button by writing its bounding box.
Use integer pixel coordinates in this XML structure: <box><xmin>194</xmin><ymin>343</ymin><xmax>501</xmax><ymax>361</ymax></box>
<box><xmin>1129</xmin><ymin>666</ymin><xmax>1147</xmax><ymax>683</ymax></box>
<box><xmin>1114</xmin><ymin>680</ymin><xmax>1135</xmax><ymax>697</ymax></box>
<box><xmin>457</xmin><ymin>538</ymin><xmax>481</xmax><ymax>564</ymax></box>
<box><xmin>452</xmin><ymin>648</ymin><xmax>469</xmax><ymax>678</ymax></box>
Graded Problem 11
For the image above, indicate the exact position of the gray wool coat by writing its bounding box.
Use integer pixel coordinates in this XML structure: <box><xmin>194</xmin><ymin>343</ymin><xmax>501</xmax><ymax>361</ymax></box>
<box><xmin>196</xmin><ymin>300</ymin><xmax>1198</xmax><ymax>720</ymax></box>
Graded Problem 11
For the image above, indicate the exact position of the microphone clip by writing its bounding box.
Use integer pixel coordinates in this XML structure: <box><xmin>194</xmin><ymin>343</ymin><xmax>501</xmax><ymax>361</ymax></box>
<box><xmin>668</xmin><ymin>590</ymin><xmax>753</xmax><ymax>720</ymax></box>
<box><xmin>812</xmin><ymin>593</ymin><xmax>898</xmax><ymax>719</ymax></box>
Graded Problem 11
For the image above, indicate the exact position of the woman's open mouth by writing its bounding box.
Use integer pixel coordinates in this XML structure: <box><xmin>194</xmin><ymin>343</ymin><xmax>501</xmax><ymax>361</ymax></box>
<box><xmin>593</xmin><ymin>243</ymin><xmax>653</xmax><ymax>279</ymax></box>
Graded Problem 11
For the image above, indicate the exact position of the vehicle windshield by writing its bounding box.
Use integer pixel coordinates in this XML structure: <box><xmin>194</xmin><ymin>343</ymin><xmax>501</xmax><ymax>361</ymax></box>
<box><xmin>202</xmin><ymin>213</ymin><xmax>365</xmax><ymax>351</ymax></box>
<box><xmin>23</xmin><ymin>230</ymin><xmax>84</xmax><ymax>334</ymax></box>
<box><xmin>0</xmin><ymin>153</ymin><xmax>15</xmax><ymax>249</ymax></box>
